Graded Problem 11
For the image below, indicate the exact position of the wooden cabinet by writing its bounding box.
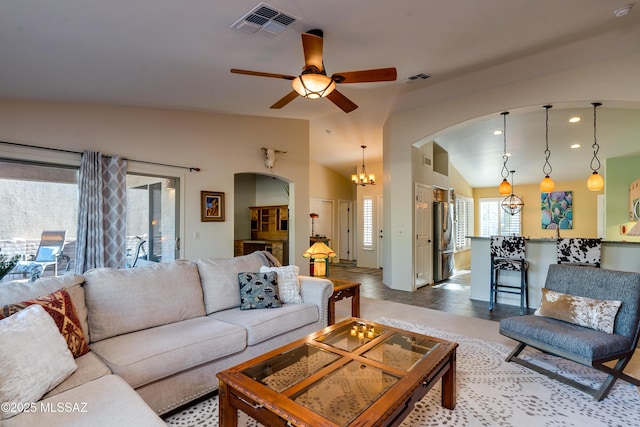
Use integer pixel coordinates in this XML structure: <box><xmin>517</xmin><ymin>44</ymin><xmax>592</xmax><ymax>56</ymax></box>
<box><xmin>237</xmin><ymin>205</ymin><xmax>289</xmax><ymax>265</ymax></box>
<box><xmin>250</xmin><ymin>205</ymin><xmax>288</xmax><ymax>241</ymax></box>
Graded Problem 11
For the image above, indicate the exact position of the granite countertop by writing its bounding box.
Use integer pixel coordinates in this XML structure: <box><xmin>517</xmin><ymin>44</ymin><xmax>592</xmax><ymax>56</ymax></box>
<box><xmin>467</xmin><ymin>236</ymin><xmax>640</xmax><ymax>245</ymax></box>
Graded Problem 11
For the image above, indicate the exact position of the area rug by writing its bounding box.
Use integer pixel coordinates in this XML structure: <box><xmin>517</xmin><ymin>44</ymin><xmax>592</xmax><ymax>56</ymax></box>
<box><xmin>164</xmin><ymin>318</ymin><xmax>640</xmax><ymax>426</ymax></box>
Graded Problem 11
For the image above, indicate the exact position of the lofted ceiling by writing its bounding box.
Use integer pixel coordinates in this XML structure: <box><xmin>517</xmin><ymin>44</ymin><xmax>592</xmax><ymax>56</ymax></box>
<box><xmin>1</xmin><ymin>0</ymin><xmax>640</xmax><ymax>187</ymax></box>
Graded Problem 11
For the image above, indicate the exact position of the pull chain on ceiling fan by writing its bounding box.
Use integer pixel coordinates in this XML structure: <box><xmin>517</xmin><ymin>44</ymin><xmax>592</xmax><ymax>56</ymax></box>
<box><xmin>230</xmin><ymin>29</ymin><xmax>397</xmax><ymax>113</ymax></box>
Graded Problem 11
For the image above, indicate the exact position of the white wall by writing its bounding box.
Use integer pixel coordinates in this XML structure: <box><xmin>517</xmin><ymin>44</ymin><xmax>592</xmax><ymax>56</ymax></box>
<box><xmin>0</xmin><ymin>100</ymin><xmax>312</xmax><ymax>272</ymax></box>
<box><xmin>384</xmin><ymin>52</ymin><xmax>640</xmax><ymax>291</ymax></box>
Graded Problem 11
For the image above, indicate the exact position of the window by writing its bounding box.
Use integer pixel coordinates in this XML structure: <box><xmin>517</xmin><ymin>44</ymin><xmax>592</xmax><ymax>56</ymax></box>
<box><xmin>455</xmin><ymin>195</ymin><xmax>474</xmax><ymax>251</ymax></box>
<box><xmin>479</xmin><ymin>198</ymin><xmax>521</xmax><ymax>236</ymax></box>
<box><xmin>0</xmin><ymin>159</ymin><xmax>79</xmax><ymax>273</ymax></box>
<box><xmin>363</xmin><ymin>196</ymin><xmax>373</xmax><ymax>250</ymax></box>
<box><xmin>126</xmin><ymin>174</ymin><xmax>180</xmax><ymax>265</ymax></box>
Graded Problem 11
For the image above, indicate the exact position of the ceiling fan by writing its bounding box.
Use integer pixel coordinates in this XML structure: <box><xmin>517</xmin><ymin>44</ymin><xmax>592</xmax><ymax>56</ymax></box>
<box><xmin>230</xmin><ymin>29</ymin><xmax>397</xmax><ymax>113</ymax></box>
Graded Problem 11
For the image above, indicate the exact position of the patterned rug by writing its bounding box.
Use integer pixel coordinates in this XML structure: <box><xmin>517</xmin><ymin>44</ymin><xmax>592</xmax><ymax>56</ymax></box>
<box><xmin>164</xmin><ymin>318</ymin><xmax>640</xmax><ymax>426</ymax></box>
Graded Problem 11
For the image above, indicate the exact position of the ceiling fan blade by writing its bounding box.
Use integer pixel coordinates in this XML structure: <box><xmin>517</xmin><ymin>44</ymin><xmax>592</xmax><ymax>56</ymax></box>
<box><xmin>270</xmin><ymin>91</ymin><xmax>299</xmax><ymax>109</ymax></box>
<box><xmin>326</xmin><ymin>90</ymin><xmax>358</xmax><ymax>113</ymax></box>
<box><xmin>301</xmin><ymin>32</ymin><xmax>324</xmax><ymax>71</ymax></box>
<box><xmin>332</xmin><ymin>67</ymin><xmax>397</xmax><ymax>83</ymax></box>
<box><xmin>230</xmin><ymin>68</ymin><xmax>295</xmax><ymax>80</ymax></box>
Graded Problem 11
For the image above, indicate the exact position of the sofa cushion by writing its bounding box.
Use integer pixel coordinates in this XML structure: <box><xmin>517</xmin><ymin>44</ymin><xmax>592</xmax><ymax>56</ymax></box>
<box><xmin>535</xmin><ymin>288</ymin><xmax>622</xmax><ymax>333</ymax></box>
<box><xmin>89</xmin><ymin>317</ymin><xmax>246</xmax><ymax>389</ymax></box>
<box><xmin>0</xmin><ymin>305</ymin><xmax>77</xmax><ymax>420</ymax></box>
<box><xmin>43</xmin><ymin>352</ymin><xmax>111</xmax><ymax>399</ymax></box>
<box><xmin>239</xmin><ymin>271</ymin><xmax>281</xmax><ymax>310</ymax></box>
<box><xmin>260</xmin><ymin>265</ymin><xmax>303</xmax><ymax>304</ymax></box>
<box><xmin>196</xmin><ymin>252</ymin><xmax>273</xmax><ymax>314</ymax></box>
<box><xmin>210</xmin><ymin>303</ymin><xmax>319</xmax><ymax>346</ymax></box>
<box><xmin>1</xmin><ymin>288</ymin><xmax>90</xmax><ymax>357</ymax></box>
<box><xmin>83</xmin><ymin>260</ymin><xmax>205</xmax><ymax>342</ymax></box>
<box><xmin>2</xmin><ymin>375</ymin><xmax>166</xmax><ymax>427</ymax></box>
<box><xmin>500</xmin><ymin>315</ymin><xmax>633</xmax><ymax>362</ymax></box>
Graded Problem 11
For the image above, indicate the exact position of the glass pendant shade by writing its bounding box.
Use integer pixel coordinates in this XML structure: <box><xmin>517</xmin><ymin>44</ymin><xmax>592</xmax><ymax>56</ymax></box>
<box><xmin>540</xmin><ymin>175</ymin><xmax>555</xmax><ymax>192</ymax></box>
<box><xmin>292</xmin><ymin>74</ymin><xmax>336</xmax><ymax>99</ymax></box>
<box><xmin>499</xmin><ymin>179</ymin><xmax>512</xmax><ymax>195</ymax></box>
<box><xmin>587</xmin><ymin>171</ymin><xmax>604</xmax><ymax>191</ymax></box>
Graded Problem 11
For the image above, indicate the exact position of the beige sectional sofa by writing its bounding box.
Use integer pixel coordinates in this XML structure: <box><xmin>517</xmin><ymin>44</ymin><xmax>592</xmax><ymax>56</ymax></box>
<box><xmin>0</xmin><ymin>251</ymin><xmax>333</xmax><ymax>426</ymax></box>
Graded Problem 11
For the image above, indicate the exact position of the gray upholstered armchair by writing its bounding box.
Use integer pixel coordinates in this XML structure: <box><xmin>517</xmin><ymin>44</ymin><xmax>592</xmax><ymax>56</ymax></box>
<box><xmin>499</xmin><ymin>264</ymin><xmax>640</xmax><ymax>401</ymax></box>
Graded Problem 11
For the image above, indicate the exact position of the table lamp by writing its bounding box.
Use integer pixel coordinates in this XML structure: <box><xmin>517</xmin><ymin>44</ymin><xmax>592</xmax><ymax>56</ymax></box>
<box><xmin>302</xmin><ymin>242</ymin><xmax>336</xmax><ymax>277</ymax></box>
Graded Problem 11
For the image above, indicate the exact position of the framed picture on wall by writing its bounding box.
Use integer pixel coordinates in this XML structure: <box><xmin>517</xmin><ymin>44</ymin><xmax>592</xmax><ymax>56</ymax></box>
<box><xmin>201</xmin><ymin>191</ymin><xmax>225</xmax><ymax>222</ymax></box>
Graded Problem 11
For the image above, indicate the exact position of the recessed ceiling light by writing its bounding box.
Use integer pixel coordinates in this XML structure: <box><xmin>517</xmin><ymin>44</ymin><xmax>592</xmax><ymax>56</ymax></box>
<box><xmin>569</xmin><ymin>116</ymin><xmax>581</xmax><ymax>123</ymax></box>
<box><xmin>493</xmin><ymin>130</ymin><xmax>503</xmax><ymax>135</ymax></box>
<box><xmin>571</xmin><ymin>144</ymin><xmax>581</xmax><ymax>149</ymax></box>
<box><xmin>614</xmin><ymin>3</ymin><xmax>634</xmax><ymax>17</ymax></box>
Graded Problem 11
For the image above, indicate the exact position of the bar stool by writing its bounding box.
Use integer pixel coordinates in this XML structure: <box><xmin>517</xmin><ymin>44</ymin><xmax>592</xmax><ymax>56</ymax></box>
<box><xmin>556</xmin><ymin>238</ymin><xmax>602</xmax><ymax>268</ymax></box>
<box><xmin>489</xmin><ymin>236</ymin><xmax>529</xmax><ymax>315</ymax></box>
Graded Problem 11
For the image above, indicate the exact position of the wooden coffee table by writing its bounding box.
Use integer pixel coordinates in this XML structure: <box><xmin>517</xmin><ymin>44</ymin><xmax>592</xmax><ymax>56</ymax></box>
<box><xmin>217</xmin><ymin>317</ymin><xmax>458</xmax><ymax>427</ymax></box>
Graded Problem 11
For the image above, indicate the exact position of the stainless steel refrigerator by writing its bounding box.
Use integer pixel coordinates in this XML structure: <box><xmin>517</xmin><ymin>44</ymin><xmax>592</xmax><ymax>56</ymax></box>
<box><xmin>433</xmin><ymin>201</ymin><xmax>454</xmax><ymax>282</ymax></box>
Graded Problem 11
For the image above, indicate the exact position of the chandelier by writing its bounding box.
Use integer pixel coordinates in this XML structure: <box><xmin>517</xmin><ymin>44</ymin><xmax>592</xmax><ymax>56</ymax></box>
<box><xmin>501</xmin><ymin>170</ymin><xmax>524</xmax><ymax>215</ymax></box>
<box><xmin>352</xmin><ymin>145</ymin><xmax>376</xmax><ymax>186</ymax></box>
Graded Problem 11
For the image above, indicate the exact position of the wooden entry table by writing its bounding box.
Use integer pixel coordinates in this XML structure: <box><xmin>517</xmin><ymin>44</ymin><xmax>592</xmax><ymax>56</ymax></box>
<box><xmin>217</xmin><ymin>318</ymin><xmax>458</xmax><ymax>427</ymax></box>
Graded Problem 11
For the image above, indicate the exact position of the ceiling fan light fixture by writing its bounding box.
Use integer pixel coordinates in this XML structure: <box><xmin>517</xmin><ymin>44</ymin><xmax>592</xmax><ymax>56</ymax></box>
<box><xmin>292</xmin><ymin>73</ymin><xmax>335</xmax><ymax>99</ymax></box>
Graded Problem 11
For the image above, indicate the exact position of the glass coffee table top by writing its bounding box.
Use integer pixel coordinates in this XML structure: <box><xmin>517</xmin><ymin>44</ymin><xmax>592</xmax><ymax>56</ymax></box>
<box><xmin>239</xmin><ymin>320</ymin><xmax>442</xmax><ymax>426</ymax></box>
<box><xmin>241</xmin><ymin>343</ymin><xmax>340</xmax><ymax>392</ymax></box>
<box><xmin>292</xmin><ymin>359</ymin><xmax>399</xmax><ymax>426</ymax></box>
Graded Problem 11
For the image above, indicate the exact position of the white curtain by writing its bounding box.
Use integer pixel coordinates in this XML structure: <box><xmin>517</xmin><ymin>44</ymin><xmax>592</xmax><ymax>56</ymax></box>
<box><xmin>75</xmin><ymin>150</ymin><xmax>127</xmax><ymax>273</ymax></box>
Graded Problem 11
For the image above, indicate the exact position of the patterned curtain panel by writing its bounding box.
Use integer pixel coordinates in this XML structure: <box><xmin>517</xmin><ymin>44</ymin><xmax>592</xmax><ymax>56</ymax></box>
<box><xmin>75</xmin><ymin>150</ymin><xmax>127</xmax><ymax>273</ymax></box>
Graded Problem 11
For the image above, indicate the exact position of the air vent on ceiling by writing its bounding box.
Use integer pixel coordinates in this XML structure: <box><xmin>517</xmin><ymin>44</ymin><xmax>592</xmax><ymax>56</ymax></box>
<box><xmin>402</xmin><ymin>73</ymin><xmax>431</xmax><ymax>84</ymax></box>
<box><xmin>231</xmin><ymin>2</ymin><xmax>299</xmax><ymax>37</ymax></box>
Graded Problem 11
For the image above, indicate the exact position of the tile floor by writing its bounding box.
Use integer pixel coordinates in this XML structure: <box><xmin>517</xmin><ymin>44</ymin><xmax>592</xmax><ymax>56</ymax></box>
<box><xmin>327</xmin><ymin>261</ymin><xmax>534</xmax><ymax>322</ymax></box>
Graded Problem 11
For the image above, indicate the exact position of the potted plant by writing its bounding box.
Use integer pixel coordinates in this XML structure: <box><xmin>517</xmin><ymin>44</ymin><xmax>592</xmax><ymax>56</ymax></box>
<box><xmin>0</xmin><ymin>248</ymin><xmax>20</xmax><ymax>280</ymax></box>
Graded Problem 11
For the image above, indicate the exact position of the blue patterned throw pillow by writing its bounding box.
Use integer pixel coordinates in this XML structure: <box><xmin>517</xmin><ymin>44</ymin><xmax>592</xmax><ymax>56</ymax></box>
<box><xmin>238</xmin><ymin>271</ymin><xmax>282</xmax><ymax>310</ymax></box>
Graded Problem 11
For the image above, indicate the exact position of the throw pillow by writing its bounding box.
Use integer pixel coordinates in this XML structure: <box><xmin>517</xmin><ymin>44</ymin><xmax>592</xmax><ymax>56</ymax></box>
<box><xmin>238</xmin><ymin>271</ymin><xmax>282</xmax><ymax>310</ymax></box>
<box><xmin>0</xmin><ymin>288</ymin><xmax>90</xmax><ymax>358</ymax></box>
<box><xmin>534</xmin><ymin>288</ymin><xmax>622</xmax><ymax>334</ymax></box>
<box><xmin>259</xmin><ymin>265</ymin><xmax>303</xmax><ymax>304</ymax></box>
<box><xmin>0</xmin><ymin>305</ymin><xmax>77</xmax><ymax>420</ymax></box>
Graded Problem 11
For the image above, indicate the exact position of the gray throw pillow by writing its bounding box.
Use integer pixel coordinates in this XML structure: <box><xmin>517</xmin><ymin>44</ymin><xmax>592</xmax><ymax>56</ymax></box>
<box><xmin>238</xmin><ymin>272</ymin><xmax>282</xmax><ymax>310</ymax></box>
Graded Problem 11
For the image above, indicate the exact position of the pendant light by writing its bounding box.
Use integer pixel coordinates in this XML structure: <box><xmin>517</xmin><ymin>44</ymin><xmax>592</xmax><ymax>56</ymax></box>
<box><xmin>587</xmin><ymin>102</ymin><xmax>604</xmax><ymax>191</ymax></box>
<box><xmin>539</xmin><ymin>105</ymin><xmax>555</xmax><ymax>192</ymax></box>
<box><xmin>352</xmin><ymin>145</ymin><xmax>376</xmax><ymax>186</ymax></box>
<box><xmin>501</xmin><ymin>170</ymin><xmax>524</xmax><ymax>215</ymax></box>
<box><xmin>498</xmin><ymin>112</ymin><xmax>512</xmax><ymax>195</ymax></box>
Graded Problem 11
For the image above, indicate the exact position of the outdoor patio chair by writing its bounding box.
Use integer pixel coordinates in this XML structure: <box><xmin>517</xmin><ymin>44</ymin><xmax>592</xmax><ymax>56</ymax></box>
<box><xmin>10</xmin><ymin>230</ymin><xmax>68</xmax><ymax>281</ymax></box>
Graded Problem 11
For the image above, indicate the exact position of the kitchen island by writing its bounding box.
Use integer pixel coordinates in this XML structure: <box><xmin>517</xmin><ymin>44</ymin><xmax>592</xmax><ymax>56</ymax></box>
<box><xmin>469</xmin><ymin>237</ymin><xmax>640</xmax><ymax>308</ymax></box>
